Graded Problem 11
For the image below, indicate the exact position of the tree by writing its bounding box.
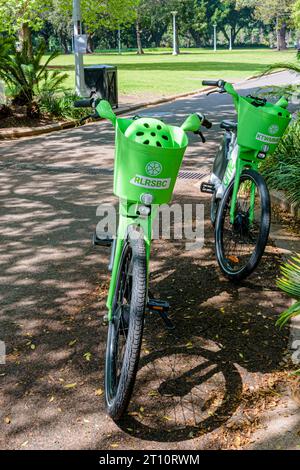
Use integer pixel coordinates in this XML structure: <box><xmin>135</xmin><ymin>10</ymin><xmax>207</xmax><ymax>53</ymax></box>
<box><xmin>0</xmin><ymin>0</ymin><xmax>52</xmax><ymax>57</ymax></box>
<box><xmin>212</xmin><ymin>0</ymin><xmax>255</xmax><ymax>47</ymax></box>
<box><xmin>185</xmin><ymin>0</ymin><xmax>208</xmax><ymax>48</ymax></box>
<box><xmin>57</xmin><ymin>0</ymin><xmax>139</xmax><ymax>53</ymax></box>
<box><xmin>237</xmin><ymin>0</ymin><xmax>295</xmax><ymax>50</ymax></box>
<box><xmin>294</xmin><ymin>0</ymin><xmax>300</xmax><ymax>22</ymax></box>
<box><xmin>46</xmin><ymin>0</ymin><xmax>72</xmax><ymax>54</ymax></box>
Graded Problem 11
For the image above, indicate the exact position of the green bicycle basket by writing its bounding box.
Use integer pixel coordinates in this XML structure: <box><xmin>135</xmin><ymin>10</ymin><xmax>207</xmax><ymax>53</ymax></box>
<box><xmin>113</xmin><ymin>117</ymin><xmax>188</xmax><ymax>204</ymax></box>
<box><xmin>237</xmin><ymin>96</ymin><xmax>291</xmax><ymax>154</ymax></box>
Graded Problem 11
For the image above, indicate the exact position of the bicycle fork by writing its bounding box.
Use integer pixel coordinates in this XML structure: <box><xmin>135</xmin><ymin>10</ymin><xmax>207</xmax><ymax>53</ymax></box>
<box><xmin>105</xmin><ymin>200</ymin><xmax>154</xmax><ymax>321</ymax></box>
<box><xmin>228</xmin><ymin>148</ymin><xmax>258</xmax><ymax>225</ymax></box>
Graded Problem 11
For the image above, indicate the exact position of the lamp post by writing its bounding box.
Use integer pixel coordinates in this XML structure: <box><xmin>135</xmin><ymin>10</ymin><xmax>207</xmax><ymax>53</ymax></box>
<box><xmin>73</xmin><ymin>0</ymin><xmax>86</xmax><ymax>96</ymax></box>
<box><xmin>229</xmin><ymin>26</ymin><xmax>232</xmax><ymax>51</ymax></box>
<box><xmin>171</xmin><ymin>11</ymin><xmax>178</xmax><ymax>56</ymax></box>
<box><xmin>213</xmin><ymin>23</ymin><xmax>217</xmax><ymax>52</ymax></box>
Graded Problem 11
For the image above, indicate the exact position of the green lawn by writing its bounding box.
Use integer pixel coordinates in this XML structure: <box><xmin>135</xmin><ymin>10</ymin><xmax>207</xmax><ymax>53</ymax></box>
<box><xmin>47</xmin><ymin>48</ymin><xmax>296</xmax><ymax>98</ymax></box>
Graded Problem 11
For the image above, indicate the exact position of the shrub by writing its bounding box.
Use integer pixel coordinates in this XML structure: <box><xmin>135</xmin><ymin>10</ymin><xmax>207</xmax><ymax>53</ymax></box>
<box><xmin>276</xmin><ymin>254</ymin><xmax>300</xmax><ymax>375</ymax></box>
<box><xmin>38</xmin><ymin>91</ymin><xmax>88</xmax><ymax>121</ymax></box>
<box><xmin>0</xmin><ymin>37</ymin><xmax>68</xmax><ymax>117</ymax></box>
<box><xmin>261</xmin><ymin>118</ymin><xmax>300</xmax><ymax>205</ymax></box>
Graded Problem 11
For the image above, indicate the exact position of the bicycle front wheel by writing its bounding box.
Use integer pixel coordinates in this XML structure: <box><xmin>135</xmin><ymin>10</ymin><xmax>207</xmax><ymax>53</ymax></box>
<box><xmin>215</xmin><ymin>169</ymin><xmax>270</xmax><ymax>282</ymax></box>
<box><xmin>105</xmin><ymin>226</ymin><xmax>147</xmax><ymax>421</ymax></box>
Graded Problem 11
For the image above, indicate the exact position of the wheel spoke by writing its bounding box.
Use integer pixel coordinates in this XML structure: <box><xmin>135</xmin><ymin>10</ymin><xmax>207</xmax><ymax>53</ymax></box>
<box><xmin>219</xmin><ymin>174</ymin><xmax>262</xmax><ymax>273</ymax></box>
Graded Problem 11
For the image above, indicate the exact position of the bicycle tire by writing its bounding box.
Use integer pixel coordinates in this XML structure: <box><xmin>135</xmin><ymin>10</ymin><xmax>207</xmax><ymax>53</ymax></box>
<box><xmin>105</xmin><ymin>226</ymin><xmax>147</xmax><ymax>421</ymax></box>
<box><xmin>215</xmin><ymin>169</ymin><xmax>270</xmax><ymax>282</ymax></box>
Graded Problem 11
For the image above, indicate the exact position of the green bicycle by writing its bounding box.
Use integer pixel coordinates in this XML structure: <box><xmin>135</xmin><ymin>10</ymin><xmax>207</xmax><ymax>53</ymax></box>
<box><xmin>200</xmin><ymin>80</ymin><xmax>291</xmax><ymax>282</ymax></box>
<box><xmin>75</xmin><ymin>97</ymin><xmax>212</xmax><ymax>420</ymax></box>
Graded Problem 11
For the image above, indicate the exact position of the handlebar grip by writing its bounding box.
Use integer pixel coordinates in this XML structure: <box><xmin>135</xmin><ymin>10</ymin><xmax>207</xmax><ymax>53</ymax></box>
<box><xmin>202</xmin><ymin>117</ymin><xmax>212</xmax><ymax>129</ymax></box>
<box><xmin>74</xmin><ymin>99</ymin><xmax>93</xmax><ymax>108</ymax></box>
<box><xmin>202</xmin><ymin>79</ymin><xmax>226</xmax><ymax>88</ymax></box>
<box><xmin>202</xmin><ymin>80</ymin><xmax>219</xmax><ymax>86</ymax></box>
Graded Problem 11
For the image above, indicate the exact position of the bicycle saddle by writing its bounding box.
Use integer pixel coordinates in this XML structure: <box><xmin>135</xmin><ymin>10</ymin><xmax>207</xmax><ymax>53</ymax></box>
<box><xmin>220</xmin><ymin>120</ymin><xmax>237</xmax><ymax>132</ymax></box>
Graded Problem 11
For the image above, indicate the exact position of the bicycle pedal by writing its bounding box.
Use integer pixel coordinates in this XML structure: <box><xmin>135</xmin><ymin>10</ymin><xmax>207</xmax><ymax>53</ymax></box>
<box><xmin>200</xmin><ymin>182</ymin><xmax>215</xmax><ymax>194</ymax></box>
<box><xmin>148</xmin><ymin>299</ymin><xmax>170</xmax><ymax>312</ymax></box>
<box><xmin>147</xmin><ymin>299</ymin><xmax>175</xmax><ymax>330</ymax></box>
<box><xmin>93</xmin><ymin>231</ymin><xmax>113</xmax><ymax>247</ymax></box>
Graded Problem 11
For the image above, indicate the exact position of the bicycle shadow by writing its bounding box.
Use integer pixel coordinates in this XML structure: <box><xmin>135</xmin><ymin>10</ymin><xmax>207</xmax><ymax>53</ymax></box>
<box><xmin>117</xmin><ymin>192</ymin><xmax>289</xmax><ymax>443</ymax></box>
<box><xmin>119</xmin><ymin>346</ymin><xmax>243</xmax><ymax>442</ymax></box>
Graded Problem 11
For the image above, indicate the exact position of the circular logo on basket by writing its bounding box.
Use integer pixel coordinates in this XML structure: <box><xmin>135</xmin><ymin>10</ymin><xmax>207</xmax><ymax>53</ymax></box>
<box><xmin>145</xmin><ymin>161</ymin><xmax>162</xmax><ymax>176</ymax></box>
<box><xmin>268</xmin><ymin>124</ymin><xmax>279</xmax><ymax>135</ymax></box>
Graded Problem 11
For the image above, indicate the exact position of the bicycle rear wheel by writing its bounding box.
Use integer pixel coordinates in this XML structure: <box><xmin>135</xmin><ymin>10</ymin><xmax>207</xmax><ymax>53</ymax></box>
<box><xmin>105</xmin><ymin>226</ymin><xmax>147</xmax><ymax>421</ymax></box>
<box><xmin>215</xmin><ymin>169</ymin><xmax>270</xmax><ymax>282</ymax></box>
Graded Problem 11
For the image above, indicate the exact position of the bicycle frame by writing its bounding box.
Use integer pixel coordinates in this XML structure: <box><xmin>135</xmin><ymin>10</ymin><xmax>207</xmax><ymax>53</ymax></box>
<box><xmin>221</xmin><ymin>143</ymin><xmax>259</xmax><ymax>225</ymax></box>
<box><xmin>95</xmin><ymin>100</ymin><xmax>210</xmax><ymax>321</ymax></box>
<box><xmin>219</xmin><ymin>82</ymin><xmax>290</xmax><ymax>225</ymax></box>
<box><xmin>106</xmin><ymin>200</ymin><xmax>157</xmax><ymax>320</ymax></box>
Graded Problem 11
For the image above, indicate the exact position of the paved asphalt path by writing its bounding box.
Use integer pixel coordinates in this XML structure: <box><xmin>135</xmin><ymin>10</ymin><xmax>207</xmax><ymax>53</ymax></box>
<box><xmin>0</xmin><ymin>71</ymin><xmax>299</xmax><ymax>450</ymax></box>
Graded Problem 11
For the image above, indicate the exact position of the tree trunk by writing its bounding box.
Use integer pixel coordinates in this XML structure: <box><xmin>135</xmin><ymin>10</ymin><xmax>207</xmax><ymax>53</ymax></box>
<box><xmin>276</xmin><ymin>16</ymin><xmax>287</xmax><ymax>51</ymax></box>
<box><xmin>87</xmin><ymin>33</ymin><xmax>95</xmax><ymax>54</ymax></box>
<box><xmin>61</xmin><ymin>35</ymin><xmax>69</xmax><ymax>54</ymax></box>
<box><xmin>136</xmin><ymin>20</ymin><xmax>144</xmax><ymax>54</ymax></box>
<box><xmin>19</xmin><ymin>23</ymin><xmax>33</xmax><ymax>58</ymax></box>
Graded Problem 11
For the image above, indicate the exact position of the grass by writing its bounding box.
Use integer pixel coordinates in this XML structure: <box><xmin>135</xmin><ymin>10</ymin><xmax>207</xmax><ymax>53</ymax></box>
<box><xmin>45</xmin><ymin>48</ymin><xmax>296</xmax><ymax>98</ymax></box>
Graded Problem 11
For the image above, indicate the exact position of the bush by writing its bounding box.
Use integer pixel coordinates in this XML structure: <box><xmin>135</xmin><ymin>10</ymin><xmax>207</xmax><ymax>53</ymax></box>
<box><xmin>261</xmin><ymin>118</ymin><xmax>300</xmax><ymax>205</ymax></box>
<box><xmin>0</xmin><ymin>37</ymin><xmax>68</xmax><ymax>117</ymax></box>
<box><xmin>276</xmin><ymin>253</ymin><xmax>300</xmax><ymax>375</ymax></box>
<box><xmin>38</xmin><ymin>91</ymin><xmax>88</xmax><ymax>121</ymax></box>
<box><xmin>0</xmin><ymin>104</ymin><xmax>12</xmax><ymax>119</ymax></box>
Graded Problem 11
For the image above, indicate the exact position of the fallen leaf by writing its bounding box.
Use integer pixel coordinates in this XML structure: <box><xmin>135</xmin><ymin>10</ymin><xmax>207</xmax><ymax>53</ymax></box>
<box><xmin>163</xmin><ymin>416</ymin><xmax>172</xmax><ymax>421</ymax></box>
<box><xmin>110</xmin><ymin>443</ymin><xmax>119</xmax><ymax>448</ymax></box>
<box><xmin>68</xmin><ymin>339</ymin><xmax>77</xmax><ymax>347</ymax></box>
<box><xmin>30</xmin><ymin>344</ymin><xmax>36</xmax><ymax>350</ymax></box>
<box><xmin>95</xmin><ymin>388</ymin><xmax>103</xmax><ymax>397</ymax></box>
<box><xmin>21</xmin><ymin>441</ymin><xmax>28</xmax><ymax>447</ymax></box>
<box><xmin>228</xmin><ymin>255</ymin><xmax>239</xmax><ymax>264</ymax></box>
<box><xmin>139</xmin><ymin>406</ymin><xmax>144</xmax><ymax>413</ymax></box>
<box><xmin>64</xmin><ymin>383</ymin><xmax>77</xmax><ymax>389</ymax></box>
<box><xmin>4</xmin><ymin>416</ymin><xmax>11</xmax><ymax>424</ymax></box>
<box><xmin>49</xmin><ymin>396</ymin><xmax>55</xmax><ymax>403</ymax></box>
<box><xmin>185</xmin><ymin>341</ymin><xmax>193</xmax><ymax>349</ymax></box>
<box><xmin>83</xmin><ymin>352</ymin><xmax>92</xmax><ymax>362</ymax></box>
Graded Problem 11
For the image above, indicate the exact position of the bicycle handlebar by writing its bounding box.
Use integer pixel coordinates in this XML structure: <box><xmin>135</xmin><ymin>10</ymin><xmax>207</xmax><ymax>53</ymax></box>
<box><xmin>202</xmin><ymin>117</ymin><xmax>212</xmax><ymax>129</ymax></box>
<box><xmin>74</xmin><ymin>99</ymin><xmax>94</xmax><ymax>108</ymax></box>
<box><xmin>202</xmin><ymin>79</ymin><xmax>226</xmax><ymax>88</ymax></box>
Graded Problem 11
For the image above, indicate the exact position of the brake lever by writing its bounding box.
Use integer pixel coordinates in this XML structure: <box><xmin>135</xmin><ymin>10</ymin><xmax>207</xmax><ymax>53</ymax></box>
<box><xmin>194</xmin><ymin>131</ymin><xmax>206</xmax><ymax>143</ymax></box>
<box><xmin>206</xmin><ymin>89</ymin><xmax>226</xmax><ymax>97</ymax></box>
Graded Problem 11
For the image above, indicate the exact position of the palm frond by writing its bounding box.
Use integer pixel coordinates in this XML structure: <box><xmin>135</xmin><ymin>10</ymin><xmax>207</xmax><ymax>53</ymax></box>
<box><xmin>0</xmin><ymin>38</ymin><xmax>68</xmax><ymax>108</ymax></box>
<box><xmin>264</xmin><ymin>63</ymin><xmax>300</xmax><ymax>75</ymax></box>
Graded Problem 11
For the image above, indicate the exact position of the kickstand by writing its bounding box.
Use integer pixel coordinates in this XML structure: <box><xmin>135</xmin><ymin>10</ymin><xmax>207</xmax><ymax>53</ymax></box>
<box><xmin>158</xmin><ymin>310</ymin><xmax>175</xmax><ymax>330</ymax></box>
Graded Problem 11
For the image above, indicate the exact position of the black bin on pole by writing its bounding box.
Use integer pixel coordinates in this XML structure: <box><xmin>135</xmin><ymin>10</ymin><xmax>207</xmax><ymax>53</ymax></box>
<box><xmin>84</xmin><ymin>65</ymin><xmax>118</xmax><ymax>108</ymax></box>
